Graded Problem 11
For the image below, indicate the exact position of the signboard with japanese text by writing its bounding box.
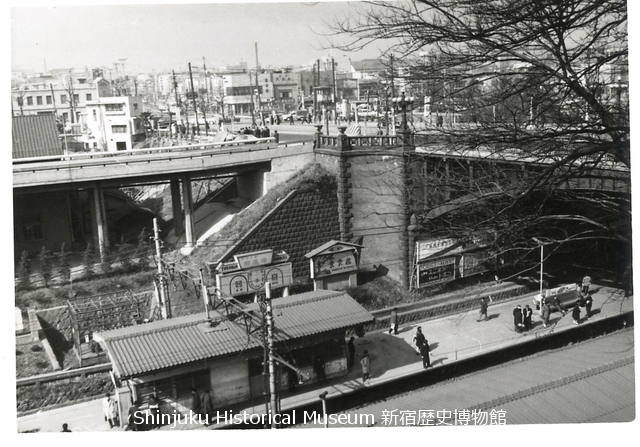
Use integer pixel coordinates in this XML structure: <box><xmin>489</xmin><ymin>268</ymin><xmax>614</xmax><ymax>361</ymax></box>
<box><xmin>217</xmin><ymin>262</ymin><xmax>293</xmax><ymax>297</ymax></box>
<box><xmin>417</xmin><ymin>257</ymin><xmax>456</xmax><ymax>287</ymax></box>
<box><xmin>461</xmin><ymin>250</ymin><xmax>493</xmax><ymax>277</ymax></box>
<box><xmin>313</xmin><ymin>250</ymin><xmax>358</xmax><ymax>278</ymax></box>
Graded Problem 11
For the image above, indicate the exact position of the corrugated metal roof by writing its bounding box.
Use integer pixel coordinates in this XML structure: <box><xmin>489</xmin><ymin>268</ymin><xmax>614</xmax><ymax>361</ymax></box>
<box><xmin>12</xmin><ymin>115</ymin><xmax>63</xmax><ymax>159</ymax></box>
<box><xmin>95</xmin><ymin>290</ymin><xmax>374</xmax><ymax>378</ymax></box>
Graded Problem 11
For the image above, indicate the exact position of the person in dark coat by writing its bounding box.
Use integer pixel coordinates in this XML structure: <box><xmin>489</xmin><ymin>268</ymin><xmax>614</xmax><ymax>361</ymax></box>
<box><xmin>314</xmin><ymin>354</ymin><xmax>328</xmax><ymax>384</ymax></box>
<box><xmin>190</xmin><ymin>389</ymin><xmax>201</xmax><ymax>415</ymax></box>
<box><xmin>523</xmin><ymin>305</ymin><xmax>533</xmax><ymax>331</ymax></box>
<box><xmin>477</xmin><ymin>296</ymin><xmax>492</xmax><ymax>322</ymax></box>
<box><xmin>572</xmin><ymin>304</ymin><xmax>581</xmax><ymax>325</ymax></box>
<box><xmin>347</xmin><ymin>336</ymin><xmax>356</xmax><ymax>369</ymax></box>
<box><xmin>201</xmin><ymin>389</ymin><xmax>214</xmax><ymax>424</ymax></box>
<box><xmin>127</xmin><ymin>400</ymin><xmax>142</xmax><ymax>431</ymax></box>
<box><xmin>541</xmin><ymin>300</ymin><xmax>551</xmax><ymax>327</ymax></box>
<box><xmin>389</xmin><ymin>307</ymin><xmax>399</xmax><ymax>334</ymax></box>
<box><xmin>420</xmin><ymin>339</ymin><xmax>431</xmax><ymax>368</ymax></box>
<box><xmin>513</xmin><ymin>305</ymin><xmax>523</xmax><ymax>333</ymax></box>
<box><xmin>584</xmin><ymin>293</ymin><xmax>593</xmax><ymax>318</ymax></box>
<box><xmin>61</xmin><ymin>423</ymin><xmax>72</xmax><ymax>432</ymax></box>
<box><xmin>412</xmin><ymin>326</ymin><xmax>426</xmax><ymax>354</ymax></box>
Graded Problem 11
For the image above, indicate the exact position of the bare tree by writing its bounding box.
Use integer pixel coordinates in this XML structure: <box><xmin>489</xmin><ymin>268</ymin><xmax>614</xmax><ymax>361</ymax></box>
<box><xmin>333</xmin><ymin>0</ymin><xmax>630</xmax><ymax>282</ymax></box>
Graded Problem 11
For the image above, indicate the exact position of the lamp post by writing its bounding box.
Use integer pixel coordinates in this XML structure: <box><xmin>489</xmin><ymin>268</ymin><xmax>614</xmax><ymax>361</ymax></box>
<box><xmin>392</xmin><ymin>91</ymin><xmax>415</xmax><ymax>133</ymax></box>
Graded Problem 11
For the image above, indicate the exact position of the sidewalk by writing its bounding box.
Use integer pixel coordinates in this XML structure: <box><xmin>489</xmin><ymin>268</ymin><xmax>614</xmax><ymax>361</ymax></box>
<box><xmin>16</xmin><ymin>284</ymin><xmax>632</xmax><ymax>432</ymax></box>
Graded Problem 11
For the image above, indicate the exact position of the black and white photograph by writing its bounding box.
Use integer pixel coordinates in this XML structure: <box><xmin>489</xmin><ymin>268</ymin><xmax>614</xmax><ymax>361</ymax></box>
<box><xmin>6</xmin><ymin>0</ymin><xmax>636</xmax><ymax>442</ymax></box>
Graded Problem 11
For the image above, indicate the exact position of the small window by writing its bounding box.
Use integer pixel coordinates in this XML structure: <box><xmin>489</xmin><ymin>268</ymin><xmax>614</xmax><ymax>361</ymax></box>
<box><xmin>92</xmin><ymin>110</ymin><xmax>97</xmax><ymax>121</ymax></box>
<box><xmin>112</xmin><ymin>125</ymin><xmax>127</xmax><ymax>133</ymax></box>
<box><xmin>60</xmin><ymin>95</ymin><xmax>67</xmax><ymax>104</ymax></box>
<box><xmin>36</xmin><ymin>96</ymin><xmax>43</xmax><ymax>105</ymax></box>
<box><xmin>73</xmin><ymin>94</ymin><xmax>79</xmax><ymax>104</ymax></box>
<box><xmin>26</xmin><ymin>97</ymin><xmax>33</xmax><ymax>106</ymax></box>
<box><xmin>86</xmin><ymin>93</ymin><xmax>92</xmax><ymax>101</ymax></box>
<box><xmin>105</xmin><ymin>103</ymin><xmax>124</xmax><ymax>112</ymax></box>
<box><xmin>46</xmin><ymin>95</ymin><xmax>52</xmax><ymax>105</ymax></box>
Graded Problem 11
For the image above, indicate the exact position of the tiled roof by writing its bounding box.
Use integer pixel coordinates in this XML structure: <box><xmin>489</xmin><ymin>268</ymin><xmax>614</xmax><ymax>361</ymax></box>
<box><xmin>12</xmin><ymin>115</ymin><xmax>63</xmax><ymax>159</ymax></box>
<box><xmin>95</xmin><ymin>290</ymin><xmax>374</xmax><ymax>378</ymax></box>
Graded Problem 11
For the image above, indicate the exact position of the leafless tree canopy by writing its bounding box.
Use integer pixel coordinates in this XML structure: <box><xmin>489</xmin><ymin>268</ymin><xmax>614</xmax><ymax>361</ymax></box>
<box><xmin>333</xmin><ymin>0</ymin><xmax>630</xmax><ymax>281</ymax></box>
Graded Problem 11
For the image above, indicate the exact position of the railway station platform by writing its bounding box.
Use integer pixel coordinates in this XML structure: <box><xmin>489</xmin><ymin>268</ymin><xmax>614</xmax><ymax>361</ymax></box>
<box><xmin>16</xmin><ymin>284</ymin><xmax>633</xmax><ymax>433</ymax></box>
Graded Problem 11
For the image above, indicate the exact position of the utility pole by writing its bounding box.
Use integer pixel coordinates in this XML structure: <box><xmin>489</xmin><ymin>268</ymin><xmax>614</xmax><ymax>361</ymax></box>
<box><xmin>332</xmin><ymin>57</ymin><xmax>337</xmax><ymax>124</ymax></box>
<box><xmin>249</xmin><ymin>69</ymin><xmax>256</xmax><ymax>126</ymax></box>
<box><xmin>172</xmin><ymin>70</ymin><xmax>181</xmax><ymax>127</ymax></box>
<box><xmin>265</xmin><ymin>282</ymin><xmax>278</xmax><ymax>428</ymax></box>
<box><xmin>255</xmin><ymin>42</ymin><xmax>265</xmax><ymax>126</ymax></box>
<box><xmin>188</xmin><ymin>63</ymin><xmax>200</xmax><ymax>135</ymax></box>
<box><xmin>153</xmin><ymin>218</ymin><xmax>171</xmax><ymax>319</ymax></box>
<box><xmin>202</xmin><ymin>57</ymin><xmax>209</xmax><ymax>135</ymax></box>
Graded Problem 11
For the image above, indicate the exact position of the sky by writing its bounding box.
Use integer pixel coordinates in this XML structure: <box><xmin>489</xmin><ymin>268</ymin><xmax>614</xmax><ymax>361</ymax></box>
<box><xmin>10</xmin><ymin>1</ymin><xmax>391</xmax><ymax>74</ymax></box>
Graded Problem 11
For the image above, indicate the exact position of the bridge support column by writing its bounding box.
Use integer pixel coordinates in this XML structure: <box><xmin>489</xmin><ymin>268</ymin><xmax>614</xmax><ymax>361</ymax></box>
<box><xmin>336</xmin><ymin>125</ymin><xmax>353</xmax><ymax>241</ymax></box>
<box><xmin>181</xmin><ymin>174</ymin><xmax>195</xmax><ymax>248</ymax></box>
<box><xmin>170</xmin><ymin>179</ymin><xmax>184</xmax><ymax>239</ymax></box>
<box><xmin>400</xmin><ymin>130</ymin><xmax>415</xmax><ymax>290</ymax></box>
<box><xmin>89</xmin><ymin>183</ymin><xmax>108</xmax><ymax>262</ymax></box>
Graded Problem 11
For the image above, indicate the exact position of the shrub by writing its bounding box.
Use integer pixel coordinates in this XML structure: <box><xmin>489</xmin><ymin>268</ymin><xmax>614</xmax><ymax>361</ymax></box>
<box><xmin>38</xmin><ymin>247</ymin><xmax>53</xmax><ymax>287</ymax></box>
<box><xmin>58</xmin><ymin>242</ymin><xmax>71</xmax><ymax>284</ymax></box>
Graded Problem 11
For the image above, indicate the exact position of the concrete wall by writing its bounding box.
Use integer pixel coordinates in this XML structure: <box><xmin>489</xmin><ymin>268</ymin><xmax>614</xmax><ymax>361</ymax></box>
<box><xmin>264</xmin><ymin>149</ymin><xmax>316</xmax><ymax>192</ymax></box>
<box><xmin>13</xmin><ymin>191</ymin><xmax>74</xmax><ymax>255</ymax></box>
<box><xmin>236</xmin><ymin>170</ymin><xmax>266</xmax><ymax>202</ymax></box>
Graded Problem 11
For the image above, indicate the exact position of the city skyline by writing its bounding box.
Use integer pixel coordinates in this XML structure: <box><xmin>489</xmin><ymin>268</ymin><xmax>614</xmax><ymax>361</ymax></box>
<box><xmin>11</xmin><ymin>1</ymin><xmax>391</xmax><ymax>74</ymax></box>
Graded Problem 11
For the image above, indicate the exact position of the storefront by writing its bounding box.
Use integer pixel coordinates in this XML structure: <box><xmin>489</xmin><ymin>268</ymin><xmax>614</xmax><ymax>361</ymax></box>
<box><xmin>94</xmin><ymin>289</ymin><xmax>374</xmax><ymax>424</ymax></box>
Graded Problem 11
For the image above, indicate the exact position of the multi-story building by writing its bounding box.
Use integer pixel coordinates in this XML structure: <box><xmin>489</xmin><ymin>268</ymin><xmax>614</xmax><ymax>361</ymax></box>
<box><xmin>12</xmin><ymin>73</ymin><xmax>111</xmax><ymax>124</ymax></box>
<box><xmin>84</xmin><ymin>96</ymin><xmax>145</xmax><ymax>151</ymax></box>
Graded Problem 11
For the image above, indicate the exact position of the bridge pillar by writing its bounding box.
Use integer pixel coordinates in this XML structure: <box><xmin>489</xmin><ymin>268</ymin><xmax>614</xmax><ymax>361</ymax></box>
<box><xmin>336</xmin><ymin>125</ymin><xmax>353</xmax><ymax>241</ymax></box>
<box><xmin>170</xmin><ymin>179</ymin><xmax>184</xmax><ymax>238</ymax></box>
<box><xmin>399</xmin><ymin>129</ymin><xmax>414</xmax><ymax>289</ymax></box>
<box><xmin>89</xmin><ymin>183</ymin><xmax>108</xmax><ymax>262</ymax></box>
<box><xmin>181</xmin><ymin>174</ymin><xmax>195</xmax><ymax>248</ymax></box>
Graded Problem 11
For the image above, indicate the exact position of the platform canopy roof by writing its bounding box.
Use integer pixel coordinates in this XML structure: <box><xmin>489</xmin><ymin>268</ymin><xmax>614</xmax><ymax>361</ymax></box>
<box><xmin>94</xmin><ymin>289</ymin><xmax>374</xmax><ymax>378</ymax></box>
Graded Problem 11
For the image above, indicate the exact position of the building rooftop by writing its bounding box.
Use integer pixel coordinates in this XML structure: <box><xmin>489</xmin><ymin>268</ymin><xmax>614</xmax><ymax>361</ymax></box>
<box><xmin>95</xmin><ymin>289</ymin><xmax>374</xmax><ymax>378</ymax></box>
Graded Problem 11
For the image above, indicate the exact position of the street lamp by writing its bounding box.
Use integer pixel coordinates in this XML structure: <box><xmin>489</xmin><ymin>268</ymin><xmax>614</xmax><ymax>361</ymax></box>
<box><xmin>319</xmin><ymin>391</ymin><xmax>329</xmax><ymax>428</ymax></box>
<box><xmin>532</xmin><ymin>237</ymin><xmax>545</xmax><ymax>298</ymax></box>
<box><xmin>392</xmin><ymin>92</ymin><xmax>415</xmax><ymax>132</ymax></box>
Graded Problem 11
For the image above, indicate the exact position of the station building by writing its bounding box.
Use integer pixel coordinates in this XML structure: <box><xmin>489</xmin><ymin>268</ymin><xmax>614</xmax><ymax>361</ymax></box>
<box><xmin>94</xmin><ymin>289</ymin><xmax>374</xmax><ymax>424</ymax></box>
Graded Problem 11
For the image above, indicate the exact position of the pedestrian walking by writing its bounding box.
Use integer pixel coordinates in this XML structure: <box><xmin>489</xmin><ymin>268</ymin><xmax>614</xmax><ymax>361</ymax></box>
<box><xmin>541</xmin><ymin>299</ymin><xmax>551</xmax><ymax>327</ymax></box>
<box><xmin>412</xmin><ymin>326</ymin><xmax>426</xmax><ymax>355</ymax></box>
<box><xmin>347</xmin><ymin>336</ymin><xmax>356</xmax><ymax>369</ymax></box>
<box><xmin>201</xmin><ymin>389</ymin><xmax>214</xmax><ymax>424</ymax></box>
<box><xmin>360</xmin><ymin>350</ymin><xmax>371</xmax><ymax>383</ymax></box>
<box><xmin>190</xmin><ymin>388</ymin><xmax>201</xmax><ymax>416</ymax></box>
<box><xmin>314</xmin><ymin>354</ymin><xmax>328</xmax><ymax>384</ymax></box>
<box><xmin>127</xmin><ymin>400</ymin><xmax>142</xmax><ymax>431</ymax></box>
<box><xmin>420</xmin><ymin>339</ymin><xmax>431</xmax><ymax>368</ymax></box>
<box><xmin>582</xmin><ymin>274</ymin><xmax>592</xmax><ymax>294</ymax></box>
<box><xmin>572</xmin><ymin>304</ymin><xmax>581</xmax><ymax>325</ymax></box>
<box><xmin>523</xmin><ymin>304</ymin><xmax>533</xmax><ymax>331</ymax></box>
<box><xmin>477</xmin><ymin>296</ymin><xmax>492</xmax><ymax>321</ymax></box>
<box><xmin>389</xmin><ymin>307</ymin><xmax>399</xmax><ymax>334</ymax></box>
<box><xmin>584</xmin><ymin>293</ymin><xmax>593</xmax><ymax>318</ymax></box>
<box><xmin>513</xmin><ymin>305</ymin><xmax>523</xmax><ymax>332</ymax></box>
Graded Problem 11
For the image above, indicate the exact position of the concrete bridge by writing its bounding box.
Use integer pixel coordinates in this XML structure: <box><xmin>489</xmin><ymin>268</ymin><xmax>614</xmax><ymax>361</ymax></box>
<box><xmin>14</xmin><ymin>125</ymin><xmax>629</xmax><ymax>287</ymax></box>
<box><xmin>13</xmin><ymin>137</ymin><xmax>314</xmax><ymax>260</ymax></box>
